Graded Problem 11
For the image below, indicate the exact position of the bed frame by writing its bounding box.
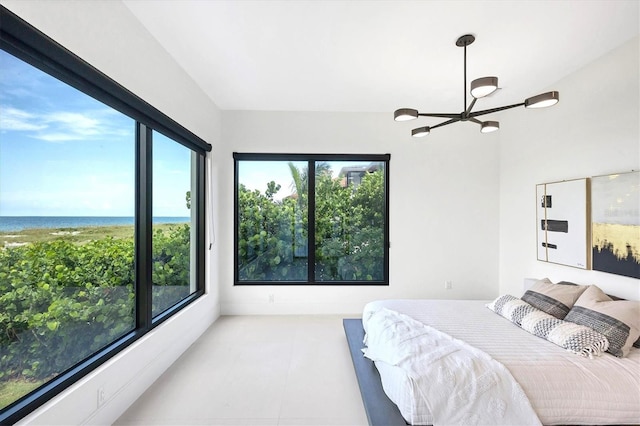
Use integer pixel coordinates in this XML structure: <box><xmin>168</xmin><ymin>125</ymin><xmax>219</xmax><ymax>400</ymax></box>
<box><xmin>343</xmin><ymin>318</ymin><xmax>407</xmax><ymax>426</ymax></box>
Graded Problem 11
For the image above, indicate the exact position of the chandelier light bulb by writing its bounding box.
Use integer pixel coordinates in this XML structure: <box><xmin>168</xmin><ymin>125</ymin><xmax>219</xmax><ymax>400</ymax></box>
<box><xmin>411</xmin><ymin>126</ymin><xmax>430</xmax><ymax>137</ymax></box>
<box><xmin>525</xmin><ymin>91</ymin><xmax>560</xmax><ymax>108</ymax></box>
<box><xmin>470</xmin><ymin>77</ymin><xmax>498</xmax><ymax>98</ymax></box>
<box><xmin>394</xmin><ymin>108</ymin><xmax>419</xmax><ymax>121</ymax></box>
<box><xmin>480</xmin><ymin>121</ymin><xmax>500</xmax><ymax>133</ymax></box>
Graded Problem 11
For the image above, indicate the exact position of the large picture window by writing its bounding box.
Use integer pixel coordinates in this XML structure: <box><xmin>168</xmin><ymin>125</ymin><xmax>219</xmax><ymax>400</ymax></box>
<box><xmin>0</xmin><ymin>7</ymin><xmax>208</xmax><ymax>423</ymax></box>
<box><xmin>234</xmin><ymin>154</ymin><xmax>390</xmax><ymax>285</ymax></box>
<box><xmin>0</xmin><ymin>47</ymin><xmax>138</xmax><ymax>411</ymax></box>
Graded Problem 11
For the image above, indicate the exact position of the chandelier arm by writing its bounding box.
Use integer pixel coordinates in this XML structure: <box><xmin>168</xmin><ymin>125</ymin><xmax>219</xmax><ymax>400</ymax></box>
<box><xmin>430</xmin><ymin>118</ymin><xmax>461</xmax><ymax>130</ymax></box>
<box><xmin>469</xmin><ymin>102</ymin><xmax>525</xmax><ymax>118</ymax></box>
<box><xmin>464</xmin><ymin>98</ymin><xmax>477</xmax><ymax>116</ymax></box>
<box><xmin>468</xmin><ymin>117</ymin><xmax>483</xmax><ymax>125</ymax></box>
<box><xmin>417</xmin><ymin>113</ymin><xmax>461</xmax><ymax>119</ymax></box>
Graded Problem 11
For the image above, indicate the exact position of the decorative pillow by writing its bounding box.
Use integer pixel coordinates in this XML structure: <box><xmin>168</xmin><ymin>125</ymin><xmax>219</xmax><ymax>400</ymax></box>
<box><xmin>487</xmin><ymin>295</ymin><xmax>609</xmax><ymax>358</ymax></box>
<box><xmin>487</xmin><ymin>294</ymin><xmax>537</xmax><ymax>326</ymax></box>
<box><xmin>565</xmin><ymin>285</ymin><xmax>640</xmax><ymax>357</ymax></box>
<box><xmin>520</xmin><ymin>310</ymin><xmax>609</xmax><ymax>358</ymax></box>
<box><xmin>521</xmin><ymin>278</ymin><xmax>588</xmax><ymax>319</ymax></box>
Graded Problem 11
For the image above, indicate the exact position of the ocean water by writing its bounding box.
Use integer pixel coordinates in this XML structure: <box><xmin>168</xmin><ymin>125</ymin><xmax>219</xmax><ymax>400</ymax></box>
<box><xmin>0</xmin><ymin>216</ymin><xmax>189</xmax><ymax>232</ymax></box>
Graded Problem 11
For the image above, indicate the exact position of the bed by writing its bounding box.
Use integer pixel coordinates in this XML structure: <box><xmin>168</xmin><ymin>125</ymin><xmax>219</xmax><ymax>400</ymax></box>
<box><xmin>344</xmin><ymin>280</ymin><xmax>640</xmax><ymax>425</ymax></box>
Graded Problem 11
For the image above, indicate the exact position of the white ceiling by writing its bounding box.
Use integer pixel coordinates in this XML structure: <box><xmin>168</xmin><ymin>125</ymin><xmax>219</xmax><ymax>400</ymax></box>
<box><xmin>123</xmin><ymin>0</ymin><xmax>639</xmax><ymax>114</ymax></box>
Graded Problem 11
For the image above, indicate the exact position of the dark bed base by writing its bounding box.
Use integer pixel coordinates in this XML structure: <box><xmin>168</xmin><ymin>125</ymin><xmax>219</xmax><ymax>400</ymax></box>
<box><xmin>343</xmin><ymin>318</ymin><xmax>408</xmax><ymax>426</ymax></box>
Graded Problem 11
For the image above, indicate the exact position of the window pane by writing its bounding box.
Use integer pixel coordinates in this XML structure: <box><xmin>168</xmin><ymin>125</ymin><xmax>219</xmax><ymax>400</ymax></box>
<box><xmin>315</xmin><ymin>162</ymin><xmax>386</xmax><ymax>281</ymax></box>
<box><xmin>151</xmin><ymin>131</ymin><xmax>196</xmax><ymax>316</ymax></box>
<box><xmin>234</xmin><ymin>155</ymin><xmax>389</xmax><ymax>285</ymax></box>
<box><xmin>0</xmin><ymin>50</ymin><xmax>135</xmax><ymax>409</ymax></box>
<box><xmin>237</xmin><ymin>161</ymin><xmax>308</xmax><ymax>281</ymax></box>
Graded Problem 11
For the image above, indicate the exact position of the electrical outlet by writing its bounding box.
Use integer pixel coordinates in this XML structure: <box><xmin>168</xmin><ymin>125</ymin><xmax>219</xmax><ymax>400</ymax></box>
<box><xmin>97</xmin><ymin>387</ymin><xmax>106</xmax><ymax>407</ymax></box>
<box><xmin>445</xmin><ymin>281</ymin><xmax>453</xmax><ymax>290</ymax></box>
<box><xmin>268</xmin><ymin>294</ymin><xmax>275</xmax><ymax>303</ymax></box>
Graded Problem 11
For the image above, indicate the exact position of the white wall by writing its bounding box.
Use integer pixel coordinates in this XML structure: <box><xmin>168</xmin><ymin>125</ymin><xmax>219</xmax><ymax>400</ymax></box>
<box><xmin>1</xmin><ymin>1</ymin><xmax>223</xmax><ymax>424</ymax></box>
<box><xmin>218</xmin><ymin>35</ymin><xmax>640</xmax><ymax>315</ymax></box>
<box><xmin>499</xmin><ymin>36</ymin><xmax>640</xmax><ymax>300</ymax></box>
<box><xmin>220</xmin><ymin>111</ymin><xmax>501</xmax><ymax>315</ymax></box>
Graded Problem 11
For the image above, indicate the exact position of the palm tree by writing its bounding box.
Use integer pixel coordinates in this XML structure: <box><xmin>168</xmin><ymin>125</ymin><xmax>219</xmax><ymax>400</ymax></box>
<box><xmin>287</xmin><ymin>161</ymin><xmax>331</xmax><ymax>258</ymax></box>
<box><xmin>288</xmin><ymin>162</ymin><xmax>304</xmax><ymax>203</ymax></box>
<box><xmin>287</xmin><ymin>161</ymin><xmax>332</xmax><ymax>200</ymax></box>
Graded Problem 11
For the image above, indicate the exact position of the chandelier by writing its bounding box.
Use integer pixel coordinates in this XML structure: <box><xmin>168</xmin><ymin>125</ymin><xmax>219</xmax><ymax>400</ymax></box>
<box><xmin>394</xmin><ymin>34</ymin><xmax>559</xmax><ymax>137</ymax></box>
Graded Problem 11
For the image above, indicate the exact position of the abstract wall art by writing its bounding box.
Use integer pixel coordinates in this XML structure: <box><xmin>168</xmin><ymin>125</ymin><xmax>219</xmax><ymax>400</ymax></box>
<box><xmin>536</xmin><ymin>178</ymin><xmax>589</xmax><ymax>269</ymax></box>
<box><xmin>591</xmin><ymin>171</ymin><xmax>640</xmax><ymax>279</ymax></box>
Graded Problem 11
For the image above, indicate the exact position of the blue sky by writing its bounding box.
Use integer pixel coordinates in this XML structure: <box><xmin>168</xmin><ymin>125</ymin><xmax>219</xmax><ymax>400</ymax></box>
<box><xmin>239</xmin><ymin>161</ymin><xmax>306</xmax><ymax>200</ymax></box>
<box><xmin>0</xmin><ymin>49</ymin><xmax>191</xmax><ymax>217</ymax></box>
<box><xmin>239</xmin><ymin>160</ymin><xmax>374</xmax><ymax>202</ymax></box>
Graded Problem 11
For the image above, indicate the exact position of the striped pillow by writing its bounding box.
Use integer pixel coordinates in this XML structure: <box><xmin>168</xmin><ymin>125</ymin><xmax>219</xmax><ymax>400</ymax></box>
<box><xmin>565</xmin><ymin>285</ymin><xmax>640</xmax><ymax>357</ymax></box>
<box><xmin>521</xmin><ymin>278</ymin><xmax>588</xmax><ymax>319</ymax></box>
<box><xmin>487</xmin><ymin>294</ymin><xmax>610</xmax><ymax>358</ymax></box>
<box><xmin>487</xmin><ymin>294</ymin><xmax>537</xmax><ymax>326</ymax></box>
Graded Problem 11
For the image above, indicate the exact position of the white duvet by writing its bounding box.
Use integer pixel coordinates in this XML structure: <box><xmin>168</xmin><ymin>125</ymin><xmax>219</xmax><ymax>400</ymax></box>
<box><xmin>363</xmin><ymin>308</ymin><xmax>541</xmax><ymax>426</ymax></box>
<box><xmin>362</xmin><ymin>299</ymin><xmax>640</xmax><ymax>425</ymax></box>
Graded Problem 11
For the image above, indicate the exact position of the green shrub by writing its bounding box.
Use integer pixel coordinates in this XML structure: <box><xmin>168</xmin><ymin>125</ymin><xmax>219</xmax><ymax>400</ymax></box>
<box><xmin>237</xmin><ymin>169</ymin><xmax>385</xmax><ymax>281</ymax></box>
<box><xmin>0</xmin><ymin>224</ymin><xmax>191</xmax><ymax>382</ymax></box>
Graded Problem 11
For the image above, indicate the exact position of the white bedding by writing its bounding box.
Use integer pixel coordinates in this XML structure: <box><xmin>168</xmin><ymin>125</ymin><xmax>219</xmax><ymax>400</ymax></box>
<box><xmin>363</xmin><ymin>308</ymin><xmax>541</xmax><ymax>425</ymax></box>
<box><xmin>362</xmin><ymin>299</ymin><xmax>640</xmax><ymax>425</ymax></box>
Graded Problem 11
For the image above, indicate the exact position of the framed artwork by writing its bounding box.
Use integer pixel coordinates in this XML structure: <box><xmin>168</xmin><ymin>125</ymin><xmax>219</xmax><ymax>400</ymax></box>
<box><xmin>536</xmin><ymin>178</ymin><xmax>589</xmax><ymax>269</ymax></box>
<box><xmin>591</xmin><ymin>171</ymin><xmax>640</xmax><ymax>279</ymax></box>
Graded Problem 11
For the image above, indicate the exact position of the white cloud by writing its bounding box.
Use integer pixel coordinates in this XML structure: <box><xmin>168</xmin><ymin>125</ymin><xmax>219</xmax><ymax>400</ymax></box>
<box><xmin>35</xmin><ymin>109</ymin><xmax>131</xmax><ymax>142</ymax></box>
<box><xmin>44</xmin><ymin>112</ymin><xmax>102</xmax><ymax>136</ymax></box>
<box><xmin>0</xmin><ymin>106</ymin><xmax>48</xmax><ymax>131</ymax></box>
<box><xmin>1</xmin><ymin>105</ymin><xmax>132</xmax><ymax>142</ymax></box>
<box><xmin>34</xmin><ymin>132</ymin><xmax>82</xmax><ymax>142</ymax></box>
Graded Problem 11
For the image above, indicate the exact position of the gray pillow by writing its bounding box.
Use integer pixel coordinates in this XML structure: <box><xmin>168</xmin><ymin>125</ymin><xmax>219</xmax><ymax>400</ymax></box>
<box><xmin>521</xmin><ymin>278</ymin><xmax>588</xmax><ymax>319</ymax></box>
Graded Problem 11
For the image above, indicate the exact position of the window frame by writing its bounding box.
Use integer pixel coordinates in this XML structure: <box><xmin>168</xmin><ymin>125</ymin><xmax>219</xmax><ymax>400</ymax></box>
<box><xmin>0</xmin><ymin>6</ymin><xmax>209</xmax><ymax>424</ymax></box>
<box><xmin>233</xmin><ymin>152</ymin><xmax>390</xmax><ymax>286</ymax></box>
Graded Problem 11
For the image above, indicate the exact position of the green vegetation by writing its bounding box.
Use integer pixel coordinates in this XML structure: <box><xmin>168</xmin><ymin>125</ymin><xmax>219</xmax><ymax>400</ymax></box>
<box><xmin>0</xmin><ymin>379</ymin><xmax>44</xmax><ymax>410</ymax></box>
<box><xmin>238</xmin><ymin>164</ymin><xmax>385</xmax><ymax>281</ymax></box>
<box><xmin>0</xmin><ymin>223</ymin><xmax>191</xmax><ymax>410</ymax></box>
<box><xmin>0</xmin><ymin>223</ymin><xmax>180</xmax><ymax>248</ymax></box>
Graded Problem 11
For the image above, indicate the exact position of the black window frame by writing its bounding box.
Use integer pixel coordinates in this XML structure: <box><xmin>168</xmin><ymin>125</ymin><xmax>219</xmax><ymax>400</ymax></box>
<box><xmin>234</xmin><ymin>152</ymin><xmax>390</xmax><ymax>286</ymax></box>
<box><xmin>0</xmin><ymin>6</ymin><xmax>210</xmax><ymax>424</ymax></box>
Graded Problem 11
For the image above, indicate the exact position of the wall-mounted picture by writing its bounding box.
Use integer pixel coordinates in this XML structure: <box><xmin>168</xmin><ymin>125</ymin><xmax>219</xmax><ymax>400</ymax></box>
<box><xmin>591</xmin><ymin>171</ymin><xmax>640</xmax><ymax>279</ymax></box>
<box><xmin>536</xmin><ymin>178</ymin><xmax>589</xmax><ymax>269</ymax></box>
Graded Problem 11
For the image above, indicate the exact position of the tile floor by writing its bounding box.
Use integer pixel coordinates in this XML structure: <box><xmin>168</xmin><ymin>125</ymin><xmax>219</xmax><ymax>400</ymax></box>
<box><xmin>114</xmin><ymin>315</ymin><xmax>368</xmax><ymax>426</ymax></box>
